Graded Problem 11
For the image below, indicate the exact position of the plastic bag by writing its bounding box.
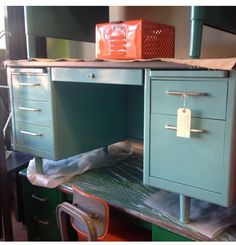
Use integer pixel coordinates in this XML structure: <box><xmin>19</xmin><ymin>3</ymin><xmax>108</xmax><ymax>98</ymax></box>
<box><xmin>27</xmin><ymin>141</ymin><xmax>133</xmax><ymax>188</ymax></box>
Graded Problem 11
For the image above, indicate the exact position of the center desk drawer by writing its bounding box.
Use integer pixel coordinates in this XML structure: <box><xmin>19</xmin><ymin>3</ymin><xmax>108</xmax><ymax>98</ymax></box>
<box><xmin>151</xmin><ymin>79</ymin><xmax>228</xmax><ymax>119</ymax></box>
<box><xmin>11</xmin><ymin>74</ymin><xmax>49</xmax><ymax>101</ymax></box>
<box><xmin>51</xmin><ymin>68</ymin><xmax>143</xmax><ymax>85</ymax></box>
<box><xmin>14</xmin><ymin>99</ymin><xmax>51</xmax><ymax>127</ymax></box>
<box><xmin>15</xmin><ymin>122</ymin><xmax>53</xmax><ymax>152</ymax></box>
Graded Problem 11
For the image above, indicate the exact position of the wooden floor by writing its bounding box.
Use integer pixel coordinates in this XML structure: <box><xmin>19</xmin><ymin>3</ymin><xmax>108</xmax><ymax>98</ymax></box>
<box><xmin>1</xmin><ymin>211</ymin><xmax>27</xmax><ymax>241</ymax></box>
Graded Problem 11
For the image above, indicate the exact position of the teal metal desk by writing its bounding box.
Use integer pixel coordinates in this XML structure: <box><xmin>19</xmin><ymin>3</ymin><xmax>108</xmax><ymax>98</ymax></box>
<box><xmin>5</xmin><ymin>59</ymin><xmax>236</xmax><ymax>240</ymax></box>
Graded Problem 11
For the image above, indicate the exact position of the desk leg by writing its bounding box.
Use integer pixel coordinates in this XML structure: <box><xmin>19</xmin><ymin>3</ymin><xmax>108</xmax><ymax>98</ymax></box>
<box><xmin>179</xmin><ymin>194</ymin><xmax>190</xmax><ymax>223</ymax></box>
<box><xmin>35</xmin><ymin>157</ymin><xmax>43</xmax><ymax>174</ymax></box>
<box><xmin>189</xmin><ymin>19</ymin><xmax>203</xmax><ymax>58</ymax></box>
<box><xmin>12</xmin><ymin>171</ymin><xmax>25</xmax><ymax>222</ymax></box>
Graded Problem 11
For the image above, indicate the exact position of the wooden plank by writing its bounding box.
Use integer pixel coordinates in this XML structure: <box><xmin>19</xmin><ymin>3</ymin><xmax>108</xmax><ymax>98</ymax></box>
<box><xmin>4</xmin><ymin>60</ymin><xmax>191</xmax><ymax>69</ymax></box>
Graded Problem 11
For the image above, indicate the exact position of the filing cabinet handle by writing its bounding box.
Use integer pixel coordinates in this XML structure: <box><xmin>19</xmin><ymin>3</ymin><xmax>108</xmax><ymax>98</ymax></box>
<box><xmin>37</xmin><ymin>218</ymin><xmax>50</xmax><ymax>225</ymax></box>
<box><xmin>33</xmin><ymin>216</ymin><xmax>50</xmax><ymax>225</ymax></box>
<box><xmin>87</xmin><ymin>73</ymin><xmax>95</xmax><ymax>79</ymax></box>
<box><xmin>18</xmin><ymin>82</ymin><xmax>40</xmax><ymax>86</ymax></box>
<box><xmin>165</xmin><ymin>91</ymin><xmax>208</xmax><ymax>97</ymax></box>
<box><xmin>20</xmin><ymin>130</ymin><xmax>43</xmax><ymax>136</ymax></box>
<box><xmin>19</xmin><ymin>106</ymin><xmax>41</xmax><ymax>112</ymax></box>
<box><xmin>32</xmin><ymin>193</ymin><xmax>48</xmax><ymax>202</ymax></box>
<box><xmin>165</xmin><ymin>125</ymin><xmax>206</xmax><ymax>134</ymax></box>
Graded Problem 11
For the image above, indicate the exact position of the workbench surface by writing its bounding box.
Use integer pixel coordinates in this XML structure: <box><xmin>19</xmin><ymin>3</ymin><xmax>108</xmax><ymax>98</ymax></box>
<box><xmin>59</xmin><ymin>152</ymin><xmax>236</xmax><ymax>241</ymax></box>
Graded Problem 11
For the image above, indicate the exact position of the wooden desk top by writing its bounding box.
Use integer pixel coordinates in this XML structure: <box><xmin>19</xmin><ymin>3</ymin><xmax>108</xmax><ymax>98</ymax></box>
<box><xmin>59</xmin><ymin>152</ymin><xmax>236</xmax><ymax>241</ymax></box>
<box><xmin>4</xmin><ymin>59</ymin><xmax>192</xmax><ymax>69</ymax></box>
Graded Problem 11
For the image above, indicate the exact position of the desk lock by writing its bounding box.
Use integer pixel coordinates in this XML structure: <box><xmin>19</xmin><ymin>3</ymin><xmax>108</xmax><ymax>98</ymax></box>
<box><xmin>87</xmin><ymin>73</ymin><xmax>95</xmax><ymax>79</ymax></box>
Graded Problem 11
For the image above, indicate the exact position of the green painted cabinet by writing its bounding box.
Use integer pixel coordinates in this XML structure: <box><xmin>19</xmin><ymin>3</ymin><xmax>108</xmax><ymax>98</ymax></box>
<box><xmin>144</xmin><ymin>70</ymin><xmax>236</xmax><ymax>221</ymax></box>
<box><xmin>20</xmin><ymin>172</ymin><xmax>64</xmax><ymax>241</ymax></box>
<box><xmin>152</xmin><ymin>225</ymin><xmax>192</xmax><ymax>241</ymax></box>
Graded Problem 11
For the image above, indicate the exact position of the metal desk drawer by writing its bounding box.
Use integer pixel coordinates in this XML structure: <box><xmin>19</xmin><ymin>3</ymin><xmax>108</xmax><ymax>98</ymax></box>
<box><xmin>151</xmin><ymin>79</ymin><xmax>228</xmax><ymax>120</ymax></box>
<box><xmin>51</xmin><ymin>68</ymin><xmax>143</xmax><ymax>85</ymax></box>
<box><xmin>14</xmin><ymin>99</ymin><xmax>51</xmax><ymax>127</ymax></box>
<box><xmin>11</xmin><ymin>74</ymin><xmax>49</xmax><ymax>101</ymax></box>
<box><xmin>15</xmin><ymin>122</ymin><xmax>53</xmax><ymax>152</ymax></box>
<box><xmin>150</xmin><ymin>113</ymin><xmax>225</xmax><ymax>194</ymax></box>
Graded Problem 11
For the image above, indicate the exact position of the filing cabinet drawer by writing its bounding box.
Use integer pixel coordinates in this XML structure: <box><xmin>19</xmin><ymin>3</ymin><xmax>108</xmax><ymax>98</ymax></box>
<box><xmin>51</xmin><ymin>68</ymin><xmax>143</xmax><ymax>85</ymax></box>
<box><xmin>14</xmin><ymin>99</ymin><xmax>51</xmax><ymax>127</ymax></box>
<box><xmin>11</xmin><ymin>74</ymin><xmax>50</xmax><ymax>101</ymax></box>
<box><xmin>23</xmin><ymin>183</ymin><xmax>59</xmax><ymax>214</ymax></box>
<box><xmin>21</xmin><ymin>175</ymin><xmax>62</xmax><ymax>241</ymax></box>
<box><xmin>150</xmin><ymin>113</ymin><xmax>225</xmax><ymax>193</ymax></box>
<box><xmin>15</xmin><ymin>123</ymin><xmax>53</xmax><ymax>152</ymax></box>
<box><xmin>151</xmin><ymin>80</ymin><xmax>228</xmax><ymax>119</ymax></box>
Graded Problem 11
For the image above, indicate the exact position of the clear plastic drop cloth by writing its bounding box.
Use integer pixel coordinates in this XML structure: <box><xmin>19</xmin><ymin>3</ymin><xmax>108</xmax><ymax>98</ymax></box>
<box><xmin>27</xmin><ymin>141</ymin><xmax>133</xmax><ymax>188</ymax></box>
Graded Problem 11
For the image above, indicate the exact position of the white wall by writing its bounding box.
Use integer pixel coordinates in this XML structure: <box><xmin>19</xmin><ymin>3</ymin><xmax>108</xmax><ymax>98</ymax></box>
<box><xmin>62</xmin><ymin>6</ymin><xmax>236</xmax><ymax>59</ymax></box>
<box><xmin>109</xmin><ymin>6</ymin><xmax>236</xmax><ymax>59</ymax></box>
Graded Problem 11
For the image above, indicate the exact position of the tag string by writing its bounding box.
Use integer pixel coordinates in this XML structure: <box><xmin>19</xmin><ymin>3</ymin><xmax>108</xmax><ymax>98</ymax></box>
<box><xmin>183</xmin><ymin>92</ymin><xmax>187</xmax><ymax>112</ymax></box>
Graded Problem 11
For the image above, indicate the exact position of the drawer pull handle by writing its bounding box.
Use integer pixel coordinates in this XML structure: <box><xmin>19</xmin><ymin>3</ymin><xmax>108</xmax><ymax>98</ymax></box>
<box><xmin>20</xmin><ymin>130</ymin><xmax>43</xmax><ymax>136</ymax></box>
<box><xmin>87</xmin><ymin>73</ymin><xmax>95</xmax><ymax>79</ymax></box>
<box><xmin>18</xmin><ymin>82</ymin><xmax>40</xmax><ymax>86</ymax></box>
<box><xmin>33</xmin><ymin>216</ymin><xmax>50</xmax><ymax>225</ymax></box>
<box><xmin>32</xmin><ymin>193</ymin><xmax>48</xmax><ymax>202</ymax></box>
<box><xmin>165</xmin><ymin>125</ymin><xmax>206</xmax><ymax>134</ymax></box>
<box><xmin>19</xmin><ymin>106</ymin><xmax>41</xmax><ymax>112</ymax></box>
<box><xmin>165</xmin><ymin>91</ymin><xmax>208</xmax><ymax>97</ymax></box>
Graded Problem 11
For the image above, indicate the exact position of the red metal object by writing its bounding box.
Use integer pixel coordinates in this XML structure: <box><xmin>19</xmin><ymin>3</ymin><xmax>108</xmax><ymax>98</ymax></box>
<box><xmin>96</xmin><ymin>19</ymin><xmax>175</xmax><ymax>60</ymax></box>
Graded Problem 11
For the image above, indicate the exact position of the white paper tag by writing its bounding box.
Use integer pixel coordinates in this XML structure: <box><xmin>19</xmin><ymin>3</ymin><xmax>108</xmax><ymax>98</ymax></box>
<box><xmin>177</xmin><ymin>108</ymin><xmax>191</xmax><ymax>138</ymax></box>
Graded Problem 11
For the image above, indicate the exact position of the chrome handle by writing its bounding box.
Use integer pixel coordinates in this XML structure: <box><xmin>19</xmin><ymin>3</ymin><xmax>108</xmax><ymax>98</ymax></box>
<box><xmin>19</xmin><ymin>106</ymin><xmax>41</xmax><ymax>112</ymax></box>
<box><xmin>18</xmin><ymin>82</ymin><xmax>40</xmax><ymax>86</ymax></box>
<box><xmin>20</xmin><ymin>130</ymin><xmax>42</xmax><ymax>136</ymax></box>
<box><xmin>87</xmin><ymin>73</ymin><xmax>95</xmax><ymax>79</ymax></box>
<box><xmin>0</xmin><ymin>85</ymin><xmax>9</xmax><ymax>89</ymax></box>
<box><xmin>33</xmin><ymin>216</ymin><xmax>50</xmax><ymax>225</ymax></box>
<box><xmin>32</xmin><ymin>193</ymin><xmax>48</xmax><ymax>202</ymax></box>
<box><xmin>165</xmin><ymin>91</ymin><xmax>208</xmax><ymax>97</ymax></box>
<box><xmin>165</xmin><ymin>125</ymin><xmax>206</xmax><ymax>134</ymax></box>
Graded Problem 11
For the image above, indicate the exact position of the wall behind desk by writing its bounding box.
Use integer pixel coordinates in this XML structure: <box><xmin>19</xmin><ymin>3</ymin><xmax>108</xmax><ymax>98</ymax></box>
<box><xmin>110</xmin><ymin>6</ymin><xmax>236</xmax><ymax>59</ymax></box>
<box><xmin>56</xmin><ymin>6</ymin><xmax>236</xmax><ymax>60</ymax></box>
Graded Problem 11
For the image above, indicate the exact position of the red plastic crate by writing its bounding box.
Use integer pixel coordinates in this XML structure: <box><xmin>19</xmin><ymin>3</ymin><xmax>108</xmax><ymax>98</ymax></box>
<box><xmin>96</xmin><ymin>19</ymin><xmax>175</xmax><ymax>60</ymax></box>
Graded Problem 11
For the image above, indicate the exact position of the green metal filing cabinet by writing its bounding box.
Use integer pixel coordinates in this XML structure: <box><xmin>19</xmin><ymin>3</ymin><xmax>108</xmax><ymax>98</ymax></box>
<box><xmin>8</xmin><ymin>67</ymin><xmax>142</xmax><ymax>160</ymax></box>
<box><xmin>20</xmin><ymin>171</ymin><xmax>63</xmax><ymax>241</ymax></box>
<box><xmin>144</xmin><ymin>70</ymin><xmax>236</xmax><ymax>222</ymax></box>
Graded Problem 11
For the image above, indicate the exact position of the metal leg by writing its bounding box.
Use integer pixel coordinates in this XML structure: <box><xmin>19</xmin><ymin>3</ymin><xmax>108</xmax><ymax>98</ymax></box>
<box><xmin>102</xmin><ymin>146</ymin><xmax>108</xmax><ymax>153</ymax></box>
<box><xmin>179</xmin><ymin>194</ymin><xmax>190</xmax><ymax>223</ymax></box>
<box><xmin>25</xmin><ymin>34</ymin><xmax>37</xmax><ymax>59</ymax></box>
<box><xmin>56</xmin><ymin>202</ymin><xmax>97</xmax><ymax>241</ymax></box>
<box><xmin>189</xmin><ymin>19</ymin><xmax>203</xmax><ymax>58</ymax></box>
<box><xmin>35</xmin><ymin>157</ymin><xmax>43</xmax><ymax>174</ymax></box>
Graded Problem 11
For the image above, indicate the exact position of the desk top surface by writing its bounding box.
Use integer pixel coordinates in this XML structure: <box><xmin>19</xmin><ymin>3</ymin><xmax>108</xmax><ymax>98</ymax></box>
<box><xmin>59</xmin><ymin>152</ymin><xmax>236</xmax><ymax>241</ymax></box>
<box><xmin>5</xmin><ymin>58</ymin><xmax>236</xmax><ymax>71</ymax></box>
<box><xmin>4</xmin><ymin>59</ymin><xmax>194</xmax><ymax>69</ymax></box>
